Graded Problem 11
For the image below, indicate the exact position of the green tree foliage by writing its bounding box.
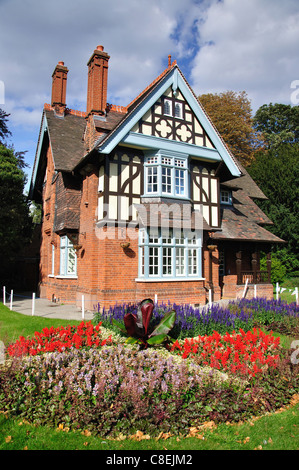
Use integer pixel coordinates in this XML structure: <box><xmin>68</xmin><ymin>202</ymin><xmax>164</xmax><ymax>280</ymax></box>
<box><xmin>198</xmin><ymin>91</ymin><xmax>265</xmax><ymax>166</ymax></box>
<box><xmin>248</xmin><ymin>143</ymin><xmax>299</xmax><ymax>275</ymax></box>
<box><xmin>0</xmin><ymin>109</ymin><xmax>32</xmax><ymax>286</ymax></box>
<box><xmin>0</xmin><ymin>108</ymin><xmax>11</xmax><ymax>145</ymax></box>
<box><xmin>253</xmin><ymin>103</ymin><xmax>299</xmax><ymax>149</ymax></box>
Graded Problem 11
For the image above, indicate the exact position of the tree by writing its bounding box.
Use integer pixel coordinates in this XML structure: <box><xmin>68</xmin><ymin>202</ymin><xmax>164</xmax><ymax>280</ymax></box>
<box><xmin>248</xmin><ymin>143</ymin><xmax>299</xmax><ymax>275</ymax></box>
<box><xmin>198</xmin><ymin>91</ymin><xmax>265</xmax><ymax>166</ymax></box>
<box><xmin>0</xmin><ymin>109</ymin><xmax>33</xmax><ymax>286</ymax></box>
<box><xmin>253</xmin><ymin>103</ymin><xmax>299</xmax><ymax>149</ymax></box>
<box><xmin>0</xmin><ymin>108</ymin><xmax>11</xmax><ymax>145</ymax></box>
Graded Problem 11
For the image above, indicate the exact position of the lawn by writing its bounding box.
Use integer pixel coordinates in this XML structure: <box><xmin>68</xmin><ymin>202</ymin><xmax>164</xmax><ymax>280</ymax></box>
<box><xmin>0</xmin><ymin>402</ymin><xmax>298</xmax><ymax>450</ymax></box>
<box><xmin>0</xmin><ymin>299</ymin><xmax>298</xmax><ymax>451</ymax></box>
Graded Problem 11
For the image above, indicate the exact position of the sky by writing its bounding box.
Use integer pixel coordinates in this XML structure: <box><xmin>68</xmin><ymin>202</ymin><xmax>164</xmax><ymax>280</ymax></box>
<box><xmin>0</xmin><ymin>0</ymin><xmax>298</xmax><ymax>191</ymax></box>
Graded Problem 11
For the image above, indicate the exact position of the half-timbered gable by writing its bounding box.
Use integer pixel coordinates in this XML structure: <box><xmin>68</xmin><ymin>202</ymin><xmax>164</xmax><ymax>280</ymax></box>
<box><xmin>29</xmin><ymin>46</ymin><xmax>283</xmax><ymax>309</ymax></box>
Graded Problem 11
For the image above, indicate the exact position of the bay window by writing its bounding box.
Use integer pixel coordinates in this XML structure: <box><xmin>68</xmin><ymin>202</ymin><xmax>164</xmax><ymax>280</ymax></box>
<box><xmin>138</xmin><ymin>228</ymin><xmax>202</xmax><ymax>280</ymax></box>
<box><xmin>144</xmin><ymin>151</ymin><xmax>189</xmax><ymax>199</ymax></box>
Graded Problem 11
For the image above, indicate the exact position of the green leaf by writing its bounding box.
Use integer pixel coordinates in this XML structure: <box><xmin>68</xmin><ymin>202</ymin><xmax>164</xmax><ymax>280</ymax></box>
<box><xmin>125</xmin><ymin>337</ymin><xmax>140</xmax><ymax>344</ymax></box>
<box><xmin>148</xmin><ymin>310</ymin><xmax>176</xmax><ymax>338</ymax></box>
<box><xmin>112</xmin><ymin>319</ymin><xmax>127</xmax><ymax>334</ymax></box>
<box><xmin>147</xmin><ymin>334</ymin><xmax>167</xmax><ymax>345</ymax></box>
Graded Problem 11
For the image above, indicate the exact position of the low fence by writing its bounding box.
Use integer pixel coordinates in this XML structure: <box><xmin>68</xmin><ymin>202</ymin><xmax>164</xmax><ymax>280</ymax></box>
<box><xmin>2</xmin><ymin>282</ymin><xmax>298</xmax><ymax>318</ymax></box>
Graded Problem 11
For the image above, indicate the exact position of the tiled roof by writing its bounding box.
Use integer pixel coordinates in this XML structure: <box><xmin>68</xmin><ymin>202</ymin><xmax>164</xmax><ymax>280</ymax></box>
<box><xmin>212</xmin><ymin>203</ymin><xmax>284</xmax><ymax>243</ymax></box>
<box><xmin>45</xmin><ymin>109</ymin><xmax>86</xmax><ymax>172</ymax></box>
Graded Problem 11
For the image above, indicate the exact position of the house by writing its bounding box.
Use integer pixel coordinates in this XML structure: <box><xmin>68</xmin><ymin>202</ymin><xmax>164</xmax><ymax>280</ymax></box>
<box><xmin>29</xmin><ymin>46</ymin><xmax>283</xmax><ymax>309</ymax></box>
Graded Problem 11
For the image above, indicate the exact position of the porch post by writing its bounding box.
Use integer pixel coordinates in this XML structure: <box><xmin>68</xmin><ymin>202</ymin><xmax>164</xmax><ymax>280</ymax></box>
<box><xmin>266</xmin><ymin>252</ymin><xmax>272</xmax><ymax>283</ymax></box>
<box><xmin>252</xmin><ymin>252</ymin><xmax>257</xmax><ymax>284</ymax></box>
<box><xmin>236</xmin><ymin>251</ymin><xmax>242</xmax><ymax>285</ymax></box>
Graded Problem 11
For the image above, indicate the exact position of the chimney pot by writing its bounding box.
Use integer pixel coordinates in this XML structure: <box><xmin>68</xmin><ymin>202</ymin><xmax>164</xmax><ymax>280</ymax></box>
<box><xmin>51</xmin><ymin>61</ymin><xmax>68</xmax><ymax>114</ymax></box>
<box><xmin>86</xmin><ymin>46</ymin><xmax>110</xmax><ymax>117</ymax></box>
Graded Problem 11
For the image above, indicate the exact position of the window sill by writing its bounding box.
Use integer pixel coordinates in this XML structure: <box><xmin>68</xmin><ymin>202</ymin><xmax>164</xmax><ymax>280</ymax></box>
<box><xmin>135</xmin><ymin>277</ymin><xmax>205</xmax><ymax>283</ymax></box>
<box><xmin>55</xmin><ymin>275</ymin><xmax>78</xmax><ymax>280</ymax></box>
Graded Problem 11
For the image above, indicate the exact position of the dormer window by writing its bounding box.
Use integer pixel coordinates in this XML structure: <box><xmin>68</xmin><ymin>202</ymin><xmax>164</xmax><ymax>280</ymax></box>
<box><xmin>220</xmin><ymin>189</ymin><xmax>232</xmax><ymax>205</ymax></box>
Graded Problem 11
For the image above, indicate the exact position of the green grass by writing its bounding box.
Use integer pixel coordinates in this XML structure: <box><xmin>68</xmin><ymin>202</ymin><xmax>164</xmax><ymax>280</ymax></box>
<box><xmin>276</xmin><ymin>277</ymin><xmax>299</xmax><ymax>304</ymax></box>
<box><xmin>0</xmin><ymin>404</ymin><xmax>298</xmax><ymax>450</ymax></box>
<box><xmin>0</xmin><ymin>302</ymin><xmax>81</xmax><ymax>346</ymax></box>
<box><xmin>0</xmin><ymin>300</ymin><xmax>298</xmax><ymax>451</ymax></box>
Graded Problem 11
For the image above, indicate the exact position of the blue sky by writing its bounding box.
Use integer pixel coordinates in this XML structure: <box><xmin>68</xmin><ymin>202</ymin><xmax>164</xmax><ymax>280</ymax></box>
<box><xmin>0</xmin><ymin>0</ymin><xmax>298</xmax><ymax>192</ymax></box>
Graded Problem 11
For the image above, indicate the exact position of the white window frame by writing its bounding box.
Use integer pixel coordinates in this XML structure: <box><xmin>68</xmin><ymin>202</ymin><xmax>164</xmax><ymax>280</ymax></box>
<box><xmin>60</xmin><ymin>235</ymin><xmax>77</xmax><ymax>276</ymax></box>
<box><xmin>174</xmin><ymin>102</ymin><xmax>183</xmax><ymax>119</ymax></box>
<box><xmin>220</xmin><ymin>189</ymin><xmax>232</xmax><ymax>205</ymax></box>
<box><xmin>144</xmin><ymin>151</ymin><xmax>189</xmax><ymax>199</ymax></box>
<box><xmin>51</xmin><ymin>243</ymin><xmax>55</xmax><ymax>275</ymax></box>
<box><xmin>138</xmin><ymin>228</ymin><xmax>202</xmax><ymax>280</ymax></box>
<box><xmin>164</xmin><ymin>99</ymin><xmax>172</xmax><ymax>116</ymax></box>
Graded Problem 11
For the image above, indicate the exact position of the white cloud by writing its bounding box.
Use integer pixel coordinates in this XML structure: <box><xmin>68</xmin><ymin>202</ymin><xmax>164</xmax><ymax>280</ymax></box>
<box><xmin>190</xmin><ymin>0</ymin><xmax>299</xmax><ymax>111</ymax></box>
<box><xmin>1</xmin><ymin>0</ymin><xmax>299</xmax><ymax>175</ymax></box>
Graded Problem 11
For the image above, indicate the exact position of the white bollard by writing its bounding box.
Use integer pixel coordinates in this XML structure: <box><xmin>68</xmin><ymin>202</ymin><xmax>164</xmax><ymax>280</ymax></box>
<box><xmin>276</xmin><ymin>282</ymin><xmax>279</xmax><ymax>301</ymax></box>
<box><xmin>154</xmin><ymin>294</ymin><xmax>157</xmax><ymax>304</ymax></box>
<box><xmin>254</xmin><ymin>284</ymin><xmax>257</xmax><ymax>298</ymax></box>
<box><xmin>3</xmin><ymin>286</ymin><xmax>5</xmax><ymax>306</ymax></box>
<box><xmin>10</xmin><ymin>290</ymin><xmax>13</xmax><ymax>311</ymax></box>
<box><xmin>242</xmin><ymin>278</ymin><xmax>249</xmax><ymax>298</ymax></box>
<box><xmin>82</xmin><ymin>295</ymin><xmax>85</xmax><ymax>320</ymax></box>
<box><xmin>208</xmin><ymin>289</ymin><xmax>213</xmax><ymax>306</ymax></box>
<box><xmin>32</xmin><ymin>293</ymin><xmax>35</xmax><ymax>316</ymax></box>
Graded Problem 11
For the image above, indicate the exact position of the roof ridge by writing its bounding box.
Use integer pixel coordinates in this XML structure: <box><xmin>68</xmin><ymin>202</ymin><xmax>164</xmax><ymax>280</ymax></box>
<box><xmin>44</xmin><ymin>103</ymin><xmax>87</xmax><ymax>118</ymax></box>
<box><xmin>126</xmin><ymin>61</ymin><xmax>177</xmax><ymax>111</ymax></box>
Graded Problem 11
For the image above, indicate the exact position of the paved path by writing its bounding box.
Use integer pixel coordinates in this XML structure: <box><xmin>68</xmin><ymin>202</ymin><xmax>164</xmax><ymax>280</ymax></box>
<box><xmin>6</xmin><ymin>294</ymin><xmax>94</xmax><ymax>321</ymax></box>
<box><xmin>5</xmin><ymin>293</ymin><xmax>231</xmax><ymax>322</ymax></box>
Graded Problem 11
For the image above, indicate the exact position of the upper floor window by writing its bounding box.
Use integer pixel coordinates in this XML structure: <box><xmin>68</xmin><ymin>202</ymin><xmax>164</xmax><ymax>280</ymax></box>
<box><xmin>144</xmin><ymin>152</ymin><xmax>189</xmax><ymax>199</ymax></box>
<box><xmin>220</xmin><ymin>189</ymin><xmax>232</xmax><ymax>205</ymax></box>
<box><xmin>60</xmin><ymin>235</ymin><xmax>77</xmax><ymax>276</ymax></box>
<box><xmin>164</xmin><ymin>99</ymin><xmax>172</xmax><ymax>116</ymax></box>
<box><xmin>174</xmin><ymin>102</ymin><xmax>183</xmax><ymax>119</ymax></box>
<box><xmin>163</xmin><ymin>98</ymin><xmax>183</xmax><ymax>119</ymax></box>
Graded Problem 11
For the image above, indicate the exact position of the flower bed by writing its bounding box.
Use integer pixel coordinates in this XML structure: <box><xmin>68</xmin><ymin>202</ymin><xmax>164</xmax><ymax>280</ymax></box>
<box><xmin>6</xmin><ymin>321</ymin><xmax>112</xmax><ymax>357</ymax></box>
<box><xmin>2</xmin><ymin>298</ymin><xmax>299</xmax><ymax>438</ymax></box>
<box><xmin>170</xmin><ymin>328</ymin><xmax>280</xmax><ymax>377</ymax></box>
<box><xmin>94</xmin><ymin>297</ymin><xmax>299</xmax><ymax>339</ymax></box>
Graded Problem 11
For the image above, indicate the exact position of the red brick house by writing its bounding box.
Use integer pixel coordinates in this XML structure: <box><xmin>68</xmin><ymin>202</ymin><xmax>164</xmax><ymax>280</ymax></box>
<box><xmin>29</xmin><ymin>46</ymin><xmax>283</xmax><ymax>309</ymax></box>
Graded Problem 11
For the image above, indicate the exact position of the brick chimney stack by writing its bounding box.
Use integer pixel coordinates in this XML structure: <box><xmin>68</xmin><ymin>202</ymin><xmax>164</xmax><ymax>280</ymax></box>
<box><xmin>86</xmin><ymin>45</ymin><xmax>110</xmax><ymax>117</ymax></box>
<box><xmin>51</xmin><ymin>61</ymin><xmax>68</xmax><ymax>115</ymax></box>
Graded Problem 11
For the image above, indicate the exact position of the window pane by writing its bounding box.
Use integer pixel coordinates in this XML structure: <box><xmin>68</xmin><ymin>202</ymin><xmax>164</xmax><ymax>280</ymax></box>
<box><xmin>161</xmin><ymin>156</ymin><xmax>172</xmax><ymax>165</ymax></box>
<box><xmin>149</xmin><ymin>247</ymin><xmax>159</xmax><ymax>275</ymax></box>
<box><xmin>175</xmin><ymin>169</ymin><xmax>185</xmax><ymax>195</ymax></box>
<box><xmin>188</xmin><ymin>248</ymin><xmax>197</xmax><ymax>275</ymax></box>
<box><xmin>163</xmin><ymin>247</ymin><xmax>172</xmax><ymax>275</ymax></box>
<box><xmin>67</xmin><ymin>247</ymin><xmax>76</xmax><ymax>274</ymax></box>
<box><xmin>60</xmin><ymin>246</ymin><xmax>66</xmax><ymax>275</ymax></box>
<box><xmin>162</xmin><ymin>167</ymin><xmax>172</xmax><ymax>194</ymax></box>
<box><xmin>164</xmin><ymin>100</ymin><xmax>172</xmax><ymax>115</ymax></box>
<box><xmin>175</xmin><ymin>230</ymin><xmax>184</xmax><ymax>245</ymax></box>
<box><xmin>162</xmin><ymin>228</ymin><xmax>172</xmax><ymax>244</ymax></box>
<box><xmin>174</xmin><ymin>159</ymin><xmax>185</xmax><ymax>168</ymax></box>
<box><xmin>141</xmin><ymin>246</ymin><xmax>145</xmax><ymax>276</ymax></box>
<box><xmin>176</xmin><ymin>247</ymin><xmax>185</xmax><ymax>276</ymax></box>
<box><xmin>175</xmin><ymin>103</ymin><xmax>182</xmax><ymax>118</ymax></box>
<box><xmin>147</xmin><ymin>166</ymin><xmax>158</xmax><ymax>193</ymax></box>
